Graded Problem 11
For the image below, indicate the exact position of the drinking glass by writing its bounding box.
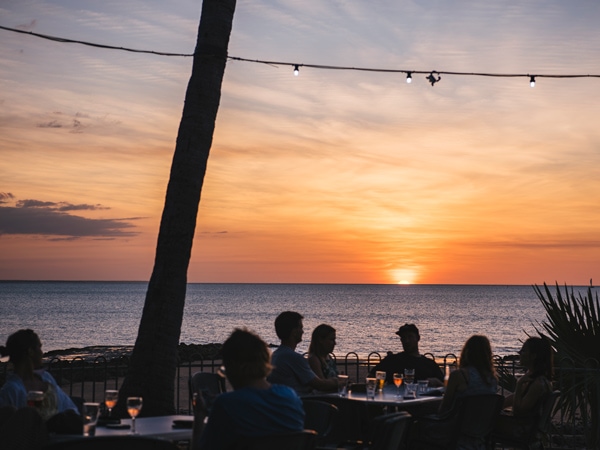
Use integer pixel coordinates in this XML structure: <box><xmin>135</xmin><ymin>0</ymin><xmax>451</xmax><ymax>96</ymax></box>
<box><xmin>104</xmin><ymin>390</ymin><xmax>118</xmax><ymax>418</ymax></box>
<box><xmin>404</xmin><ymin>368</ymin><xmax>415</xmax><ymax>384</ymax></box>
<box><xmin>337</xmin><ymin>374</ymin><xmax>349</xmax><ymax>397</ymax></box>
<box><xmin>26</xmin><ymin>391</ymin><xmax>44</xmax><ymax>408</ymax></box>
<box><xmin>375</xmin><ymin>371</ymin><xmax>386</xmax><ymax>392</ymax></box>
<box><xmin>82</xmin><ymin>402</ymin><xmax>100</xmax><ymax>436</ymax></box>
<box><xmin>405</xmin><ymin>382</ymin><xmax>417</xmax><ymax>399</ymax></box>
<box><xmin>418</xmin><ymin>380</ymin><xmax>429</xmax><ymax>396</ymax></box>
<box><xmin>365</xmin><ymin>377</ymin><xmax>377</xmax><ymax>400</ymax></box>
<box><xmin>126</xmin><ymin>396</ymin><xmax>143</xmax><ymax>434</ymax></box>
<box><xmin>393</xmin><ymin>373</ymin><xmax>403</xmax><ymax>399</ymax></box>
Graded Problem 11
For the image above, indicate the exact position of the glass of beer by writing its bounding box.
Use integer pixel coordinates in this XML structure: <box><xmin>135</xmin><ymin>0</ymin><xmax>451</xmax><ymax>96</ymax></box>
<box><xmin>375</xmin><ymin>371</ymin><xmax>386</xmax><ymax>392</ymax></box>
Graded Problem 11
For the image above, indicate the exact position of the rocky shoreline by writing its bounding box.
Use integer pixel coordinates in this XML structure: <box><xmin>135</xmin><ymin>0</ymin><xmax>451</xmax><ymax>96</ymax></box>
<box><xmin>42</xmin><ymin>342</ymin><xmax>225</xmax><ymax>363</ymax></box>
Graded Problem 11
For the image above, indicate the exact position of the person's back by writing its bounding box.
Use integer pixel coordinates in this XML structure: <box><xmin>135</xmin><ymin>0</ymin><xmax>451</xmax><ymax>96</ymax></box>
<box><xmin>269</xmin><ymin>345</ymin><xmax>316</xmax><ymax>395</ymax></box>
<box><xmin>193</xmin><ymin>328</ymin><xmax>304</xmax><ymax>450</ymax></box>
<box><xmin>410</xmin><ymin>335</ymin><xmax>498</xmax><ymax>450</ymax></box>
<box><xmin>199</xmin><ymin>384</ymin><xmax>304</xmax><ymax>448</ymax></box>
<box><xmin>439</xmin><ymin>335</ymin><xmax>498</xmax><ymax>414</ymax></box>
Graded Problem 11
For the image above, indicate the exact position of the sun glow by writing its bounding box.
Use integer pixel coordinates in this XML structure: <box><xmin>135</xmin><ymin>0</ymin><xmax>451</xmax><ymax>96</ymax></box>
<box><xmin>390</xmin><ymin>269</ymin><xmax>418</xmax><ymax>285</ymax></box>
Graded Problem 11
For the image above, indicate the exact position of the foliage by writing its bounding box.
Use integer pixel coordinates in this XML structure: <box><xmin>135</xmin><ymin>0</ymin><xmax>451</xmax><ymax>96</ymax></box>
<box><xmin>533</xmin><ymin>282</ymin><xmax>600</xmax><ymax>448</ymax></box>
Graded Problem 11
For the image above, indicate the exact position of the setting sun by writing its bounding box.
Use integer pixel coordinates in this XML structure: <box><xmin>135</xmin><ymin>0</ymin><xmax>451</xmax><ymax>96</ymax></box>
<box><xmin>390</xmin><ymin>269</ymin><xmax>418</xmax><ymax>285</ymax></box>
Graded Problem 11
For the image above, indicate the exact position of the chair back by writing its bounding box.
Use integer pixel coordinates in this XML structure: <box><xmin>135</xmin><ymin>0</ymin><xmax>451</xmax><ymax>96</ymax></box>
<box><xmin>491</xmin><ymin>389</ymin><xmax>561</xmax><ymax>448</ymax></box>
<box><xmin>189</xmin><ymin>371</ymin><xmax>226</xmax><ymax>397</ymax></box>
<box><xmin>302</xmin><ymin>399</ymin><xmax>339</xmax><ymax>439</ymax></box>
<box><xmin>310</xmin><ymin>396</ymin><xmax>371</xmax><ymax>444</ymax></box>
<box><xmin>370</xmin><ymin>412</ymin><xmax>412</xmax><ymax>450</ymax></box>
<box><xmin>457</xmin><ymin>393</ymin><xmax>504</xmax><ymax>440</ymax></box>
<box><xmin>44</xmin><ymin>436</ymin><xmax>179</xmax><ymax>450</ymax></box>
<box><xmin>189</xmin><ymin>371</ymin><xmax>226</xmax><ymax>412</ymax></box>
<box><xmin>536</xmin><ymin>390</ymin><xmax>560</xmax><ymax>435</ymax></box>
<box><xmin>233</xmin><ymin>429</ymin><xmax>318</xmax><ymax>450</ymax></box>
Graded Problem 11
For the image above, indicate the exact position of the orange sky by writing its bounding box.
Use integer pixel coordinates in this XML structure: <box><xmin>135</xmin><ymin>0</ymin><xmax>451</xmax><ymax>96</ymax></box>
<box><xmin>1</xmin><ymin>1</ymin><xmax>599</xmax><ymax>285</ymax></box>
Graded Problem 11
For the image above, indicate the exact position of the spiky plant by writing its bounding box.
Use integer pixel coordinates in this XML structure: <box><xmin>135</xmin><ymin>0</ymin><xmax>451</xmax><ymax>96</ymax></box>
<box><xmin>533</xmin><ymin>282</ymin><xmax>600</xmax><ymax>448</ymax></box>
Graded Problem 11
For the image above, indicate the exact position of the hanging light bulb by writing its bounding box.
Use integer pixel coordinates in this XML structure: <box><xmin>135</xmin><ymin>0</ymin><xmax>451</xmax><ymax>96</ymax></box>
<box><xmin>293</xmin><ymin>65</ymin><xmax>299</xmax><ymax>77</ymax></box>
<box><xmin>406</xmin><ymin>72</ymin><xmax>412</xmax><ymax>84</ymax></box>
<box><xmin>529</xmin><ymin>75</ymin><xmax>536</xmax><ymax>87</ymax></box>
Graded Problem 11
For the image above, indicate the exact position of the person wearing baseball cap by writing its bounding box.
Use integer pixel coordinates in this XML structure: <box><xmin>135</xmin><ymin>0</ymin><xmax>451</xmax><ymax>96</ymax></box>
<box><xmin>369</xmin><ymin>323</ymin><xmax>444</xmax><ymax>386</ymax></box>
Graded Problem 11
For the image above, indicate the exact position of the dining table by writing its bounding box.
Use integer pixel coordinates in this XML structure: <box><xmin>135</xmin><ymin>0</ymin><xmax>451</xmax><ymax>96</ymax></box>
<box><xmin>95</xmin><ymin>414</ymin><xmax>194</xmax><ymax>441</ymax></box>
<box><xmin>48</xmin><ymin>415</ymin><xmax>195</xmax><ymax>445</ymax></box>
<box><xmin>310</xmin><ymin>385</ymin><xmax>444</xmax><ymax>445</ymax></box>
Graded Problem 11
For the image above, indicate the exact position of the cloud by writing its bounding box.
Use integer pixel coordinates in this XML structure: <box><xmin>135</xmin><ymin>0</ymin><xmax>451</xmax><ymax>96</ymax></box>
<box><xmin>0</xmin><ymin>197</ymin><xmax>139</xmax><ymax>238</ymax></box>
<box><xmin>0</xmin><ymin>193</ymin><xmax>15</xmax><ymax>204</ymax></box>
<box><xmin>16</xmin><ymin>199</ymin><xmax>110</xmax><ymax>212</ymax></box>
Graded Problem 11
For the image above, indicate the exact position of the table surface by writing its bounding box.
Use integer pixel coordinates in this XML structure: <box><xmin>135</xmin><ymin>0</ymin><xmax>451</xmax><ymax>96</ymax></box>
<box><xmin>348</xmin><ymin>390</ymin><xmax>442</xmax><ymax>406</ymax></box>
<box><xmin>95</xmin><ymin>414</ymin><xmax>194</xmax><ymax>441</ymax></box>
<box><xmin>316</xmin><ymin>386</ymin><xmax>444</xmax><ymax>407</ymax></box>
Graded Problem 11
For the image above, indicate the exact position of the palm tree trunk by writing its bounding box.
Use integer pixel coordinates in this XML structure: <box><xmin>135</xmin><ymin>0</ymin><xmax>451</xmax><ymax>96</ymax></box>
<box><xmin>117</xmin><ymin>0</ymin><xmax>237</xmax><ymax>417</ymax></box>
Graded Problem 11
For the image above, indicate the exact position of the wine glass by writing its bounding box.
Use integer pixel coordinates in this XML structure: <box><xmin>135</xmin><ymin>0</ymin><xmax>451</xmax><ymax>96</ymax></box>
<box><xmin>393</xmin><ymin>372</ymin><xmax>403</xmax><ymax>399</ymax></box>
<box><xmin>104</xmin><ymin>390</ymin><xmax>118</xmax><ymax>419</ymax></box>
<box><xmin>404</xmin><ymin>368</ymin><xmax>415</xmax><ymax>384</ymax></box>
<box><xmin>126</xmin><ymin>396</ymin><xmax>143</xmax><ymax>434</ymax></box>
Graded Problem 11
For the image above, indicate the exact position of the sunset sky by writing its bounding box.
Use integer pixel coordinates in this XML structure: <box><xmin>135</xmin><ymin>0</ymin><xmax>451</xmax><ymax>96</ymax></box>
<box><xmin>1</xmin><ymin>0</ymin><xmax>599</xmax><ymax>285</ymax></box>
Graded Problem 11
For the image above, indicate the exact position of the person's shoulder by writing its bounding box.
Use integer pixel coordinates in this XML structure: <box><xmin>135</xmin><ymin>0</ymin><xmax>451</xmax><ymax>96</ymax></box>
<box><xmin>418</xmin><ymin>354</ymin><xmax>440</xmax><ymax>366</ymax></box>
<box><xmin>40</xmin><ymin>370</ymin><xmax>59</xmax><ymax>383</ymax></box>
<box><xmin>382</xmin><ymin>352</ymin><xmax>403</xmax><ymax>361</ymax></box>
<box><xmin>0</xmin><ymin>372</ymin><xmax>22</xmax><ymax>389</ymax></box>
<box><xmin>307</xmin><ymin>353</ymin><xmax>319</xmax><ymax>362</ymax></box>
<box><xmin>269</xmin><ymin>384</ymin><xmax>301</xmax><ymax>399</ymax></box>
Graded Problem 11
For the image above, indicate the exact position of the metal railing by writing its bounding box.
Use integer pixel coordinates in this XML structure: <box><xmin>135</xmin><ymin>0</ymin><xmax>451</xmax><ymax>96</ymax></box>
<box><xmin>1</xmin><ymin>353</ymin><xmax>598</xmax><ymax>448</ymax></box>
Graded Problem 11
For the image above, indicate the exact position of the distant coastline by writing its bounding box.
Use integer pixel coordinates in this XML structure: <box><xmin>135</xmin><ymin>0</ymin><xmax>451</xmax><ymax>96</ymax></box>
<box><xmin>40</xmin><ymin>342</ymin><xmax>224</xmax><ymax>362</ymax></box>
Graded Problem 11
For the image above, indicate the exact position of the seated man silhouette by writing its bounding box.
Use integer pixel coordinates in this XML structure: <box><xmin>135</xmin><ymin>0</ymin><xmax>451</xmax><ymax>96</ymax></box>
<box><xmin>370</xmin><ymin>323</ymin><xmax>444</xmax><ymax>386</ymax></box>
<box><xmin>192</xmin><ymin>328</ymin><xmax>305</xmax><ymax>449</ymax></box>
<box><xmin>267</xmin><ymin>311</ymin><xmax>339</xmax><ymax>395</ymax></box>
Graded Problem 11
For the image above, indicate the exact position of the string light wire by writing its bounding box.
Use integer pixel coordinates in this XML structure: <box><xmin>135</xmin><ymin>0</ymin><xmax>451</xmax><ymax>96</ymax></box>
<box><xmin>2</xmin><ymin>25</ymin><xmax>600</xmax><ymax>86</ymax></box>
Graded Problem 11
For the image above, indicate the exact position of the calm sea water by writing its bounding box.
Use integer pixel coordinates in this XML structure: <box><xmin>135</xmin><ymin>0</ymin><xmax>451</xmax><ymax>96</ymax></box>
<box><xmin>0</xmin><ymin>282</ymin><xmax>588</xmax><ymax>359</ymax></box>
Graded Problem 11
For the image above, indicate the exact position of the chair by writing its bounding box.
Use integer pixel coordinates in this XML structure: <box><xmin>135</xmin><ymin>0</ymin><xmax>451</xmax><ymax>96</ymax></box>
<box><xmin>189</xmin><ymin>371</ymin><xmax>226</xmax><ymax>397</ymax></box>
<box><xmin>302</xmin><ymin>399</ymin><xmax>339</xmax><ymax>442</ymax></box>
<box><xmin>43</xmin><ymin>435</ymin><xmax>180</xmax><ymax>450</ymax></box>
<box><xmin>411</xmin><ymin>393</ymin><xmax>504</xmax><ymax>450</ymax></box>
<box><xmin>491</xmin><ymin>390</ymin><xmax>560</xmax><ymax>450</ymax></box>
<box><xmin>189</xmin><ymin>371</ymin><xmax>226</xmax><ymax>412</ymax></box>
<box><xmin>369</xmin><ymin>411</ymin><xmax>412</xmax><ymax>450</ymax></box>
<box><xmin>311</xmin><ymin>395</ymin><xmax>374</xmax><ymax>445</ymax></box>
<box><xmin>233</xmin><ymin>429</ymin><xmax>318</xmax><ymax>450</ymax></box>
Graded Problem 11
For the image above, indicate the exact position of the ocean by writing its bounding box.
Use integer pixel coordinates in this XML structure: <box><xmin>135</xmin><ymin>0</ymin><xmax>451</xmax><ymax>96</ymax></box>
<box><xmin>0</xmin><ymin>281</ymin><xmax>588</xmax><ymax>359</ymax></box>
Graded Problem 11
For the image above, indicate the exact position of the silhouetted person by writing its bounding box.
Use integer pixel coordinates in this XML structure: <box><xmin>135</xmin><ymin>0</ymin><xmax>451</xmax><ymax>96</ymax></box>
<box><xmin>192</xmin><ymin>328</ymin><xmax>304</xmax><ymax>449</ymax></box>
<box><xmin>370</xmin><ymin>323</ymin><xmax>443</xmax><ymax>386</ymax></box>
<box><xmin>268</xmin><ymin>311</ymin><xmax>338</xmax><ymax>395</ymax></box>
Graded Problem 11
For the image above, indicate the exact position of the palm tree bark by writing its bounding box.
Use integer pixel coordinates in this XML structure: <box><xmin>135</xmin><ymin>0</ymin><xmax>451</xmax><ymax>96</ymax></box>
<box><xmin>117</xmin><ymin>0</ymin><xmax>236</xmax><ymax>416</ymax></box>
